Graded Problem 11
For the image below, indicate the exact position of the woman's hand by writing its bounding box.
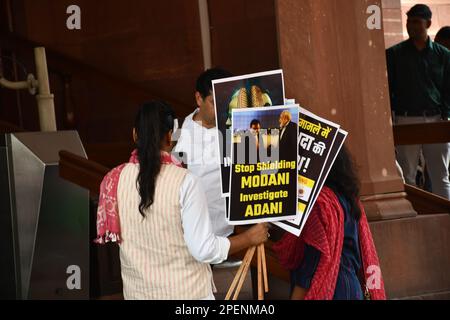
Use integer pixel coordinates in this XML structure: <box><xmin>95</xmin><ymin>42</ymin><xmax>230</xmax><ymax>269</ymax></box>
<box><xmin>291</xmin><ymin>286</ymin><xmax>308</xmax><ymax>300</ymax></box>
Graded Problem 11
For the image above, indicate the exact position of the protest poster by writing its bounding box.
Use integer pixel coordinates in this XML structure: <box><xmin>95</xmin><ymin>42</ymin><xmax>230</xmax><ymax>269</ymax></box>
<box><xmin>227</xmin><ymin>105</ymin><xmax>299</xmax><ymax>225</ymax></box>
<box><xmin>271</xmin><ymin>107</ymin><xmax>342</xmax><ymax>235</ymax></box>
<box><xmin>292</xmin><ymin>107</ymin><xmax>341</xmax><ymax>221</ymax></box>
<box><xmin>212</xmin><ymin>70</ymin><xmax>285</xmax><ymax>197</ymax></box>
<box><xmin>274</xmin><ymin>128</ymin><xmax>348</xmax><ymax>236</ymax></box>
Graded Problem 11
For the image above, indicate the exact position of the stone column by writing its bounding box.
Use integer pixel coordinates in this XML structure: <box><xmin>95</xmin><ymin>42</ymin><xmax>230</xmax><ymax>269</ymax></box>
<box><xmin>382</xmin><ymin>0</ymin><xmax>404</xmax><ymax>49</ymax></box>
<box><xmin>275</xmin><ymin>0</ymin><xmax>416</xmax><ymax>220</ymax></box>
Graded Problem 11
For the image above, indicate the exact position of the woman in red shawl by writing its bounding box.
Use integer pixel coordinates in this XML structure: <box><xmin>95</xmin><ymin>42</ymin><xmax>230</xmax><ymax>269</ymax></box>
<box><xmin>273</xmin><ymin>146</ymin><xmax>386</xmax><ymax>300</ymax></box>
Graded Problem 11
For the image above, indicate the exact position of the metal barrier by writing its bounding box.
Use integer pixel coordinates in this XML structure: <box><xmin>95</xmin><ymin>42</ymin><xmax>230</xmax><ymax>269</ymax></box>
<box><xmin>0</xmin><ymin>131</ymin><xmax>89</xmax><ymax>299</ymax></box>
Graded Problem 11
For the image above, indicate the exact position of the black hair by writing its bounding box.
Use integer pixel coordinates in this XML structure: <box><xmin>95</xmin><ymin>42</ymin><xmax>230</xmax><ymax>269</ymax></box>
<box><xmin>407</xmin><ymin>4</ymin><xmax>432</xmax><ymax>20</ymax></box>
<box><xmin>196</xmin><ymin>68</ymin><xmax>233</xmax><ymax>99</ymax></box>
<box><xmin>134</xmin><ymin>101</ymin><xmax>176</xmax><ymax>217</ymax></box>
<box><xmin>250</xmin><ymin>119</ymin><xmax>261</xmax><ymax>127</ymax></box>
<box><xmin>325</xmin><ymin>145</ymin><xmax>362</xmax><ymax>221</ymax></box>
<box><xmin>436</xmin><ymin>26</ymin><xmax>450</xmax><ymax>41</ymax></box>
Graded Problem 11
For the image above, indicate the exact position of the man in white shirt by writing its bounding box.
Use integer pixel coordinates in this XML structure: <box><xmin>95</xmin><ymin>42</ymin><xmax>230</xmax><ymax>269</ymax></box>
<box><xmin>174</xmin><ymin>68</ymin><xmax>241</xmax><ymax>267</ymax></box>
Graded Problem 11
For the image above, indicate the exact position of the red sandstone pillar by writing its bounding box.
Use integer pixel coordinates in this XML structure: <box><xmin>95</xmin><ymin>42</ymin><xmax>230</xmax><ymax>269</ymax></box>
<box><xmin>275</xmin><ymin>0</ymin><xmax>416</xmax><ymax>220</ymax></box>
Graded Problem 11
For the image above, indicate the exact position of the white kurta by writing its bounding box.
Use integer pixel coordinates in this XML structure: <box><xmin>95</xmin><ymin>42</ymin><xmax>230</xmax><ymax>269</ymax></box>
<box><xmin>174</xmin><ymin>109</ymin><xmax>234</xmax><ymax>237</ymax></box>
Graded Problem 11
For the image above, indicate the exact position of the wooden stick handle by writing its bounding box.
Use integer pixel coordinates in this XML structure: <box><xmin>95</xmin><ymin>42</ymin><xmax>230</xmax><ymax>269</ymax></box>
<box><xmin>261</xmin><ymin>244</ymin><xmax>269</xmax><ymax>293</ymax></box>
<box><xmin>257</xmin><ymin>245</ymin><xmax>263</xmax><ymax>300</ymax></box>
<box><xmin>233</xmin><ymin>246</ymin><xmax>256</xmax><ymax>300</ymax></box>
<box><xmin>225</xmin><ymin>247</ymin><xmax>252</xmax><ymax>300</ymax></box>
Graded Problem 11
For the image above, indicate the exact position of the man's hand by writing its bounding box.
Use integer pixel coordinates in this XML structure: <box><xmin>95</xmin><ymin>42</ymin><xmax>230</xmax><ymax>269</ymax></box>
<box><xmin>244</xmin><ymin>223</ymin><xmax>269</xmax><ymax>246</ymax></box>
<box><xmin>228</xmin><ymin>223</ymin><xmax>269</xmax><ymax>256</ymax></box>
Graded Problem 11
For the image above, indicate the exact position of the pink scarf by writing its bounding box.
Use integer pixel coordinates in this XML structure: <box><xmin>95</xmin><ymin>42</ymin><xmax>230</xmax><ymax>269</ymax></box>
<box><xmin>94</xmin><ymin>149</ymin><xmax>183</xmax><ymax>244</ymax></box>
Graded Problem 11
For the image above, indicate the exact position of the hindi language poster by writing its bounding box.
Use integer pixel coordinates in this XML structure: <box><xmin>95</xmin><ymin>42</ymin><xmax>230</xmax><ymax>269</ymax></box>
<box><xmin>274</xmin><ymin>127</ymin><xmax>348</xmax><ymax>236</ymax></box>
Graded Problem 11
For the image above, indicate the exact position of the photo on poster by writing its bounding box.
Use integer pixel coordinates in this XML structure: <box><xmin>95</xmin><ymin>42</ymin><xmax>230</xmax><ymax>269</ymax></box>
<box><xmin>228</xmin><ymin>105</ymin><xmax>299</xmax><ymax>225</ymax></box>
<box><xmin>212</xmin><ymin>70</ymin><xmax>285</xmax><ymax>197</ymax></box>
<box><xmin>274</xmin><ymin>128</ymin><xmax>348</xmax><ymax>236</ymax></box>
<box><xmin>298</xmin><ymin>175</ymin><xmax>315</xmax><ymax>202</ymax></box>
